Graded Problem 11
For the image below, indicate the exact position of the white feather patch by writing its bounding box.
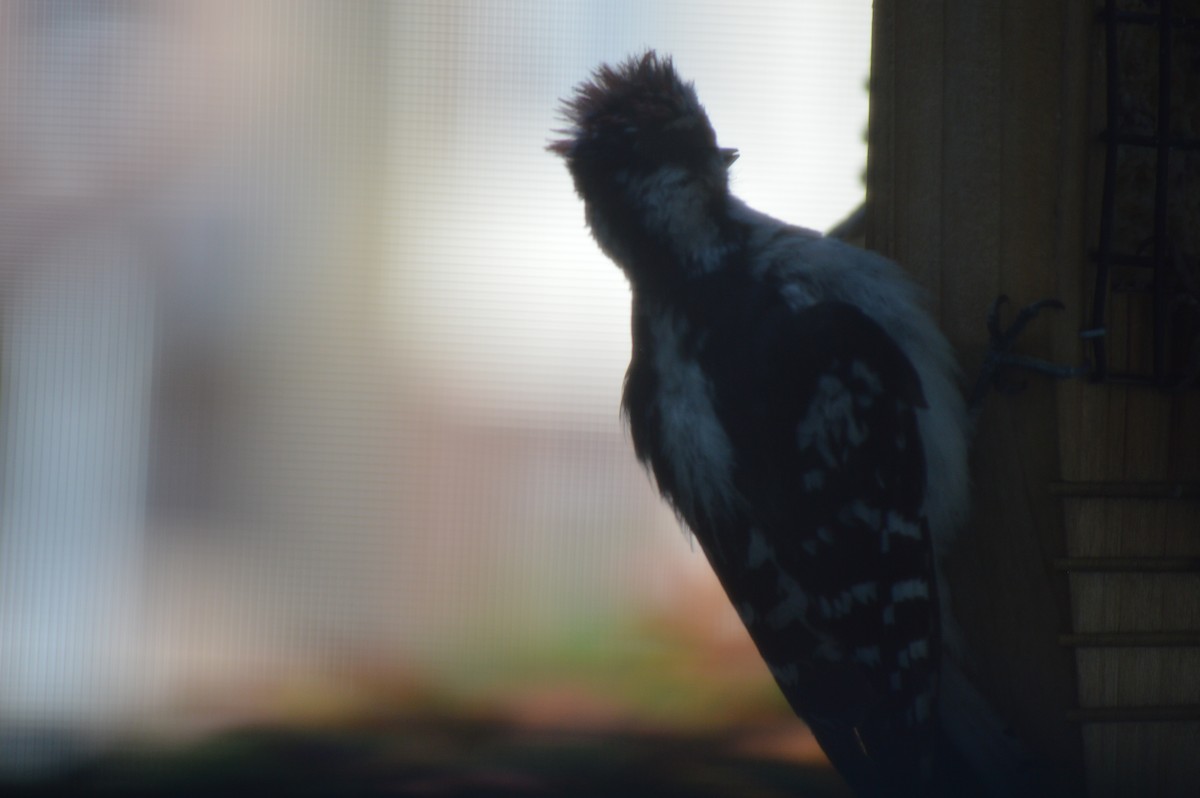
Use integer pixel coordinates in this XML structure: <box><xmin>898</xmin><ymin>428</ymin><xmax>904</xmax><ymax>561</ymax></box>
<box><xmin>647</xmin><ymin>311</ymin><xmax>736</xmax><ymax>527</ymax></box>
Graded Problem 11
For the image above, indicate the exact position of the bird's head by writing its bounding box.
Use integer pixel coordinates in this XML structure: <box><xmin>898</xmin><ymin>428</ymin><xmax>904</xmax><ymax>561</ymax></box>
<box><xmin>550</xmin><ymin>52</ymin><xmax>738</xmax><ymax>281</ymax></box>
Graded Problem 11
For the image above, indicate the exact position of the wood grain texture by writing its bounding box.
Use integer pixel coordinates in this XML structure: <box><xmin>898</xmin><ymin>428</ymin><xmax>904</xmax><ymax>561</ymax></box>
<box><xmin>872</xmin><ymin>0</ymin><xmax>1200</xmax><ymax>788</ymax></box>
<box><xmin>865</xmin><ymin>0</ymin><xmax>945</xmax><ymax>313</ymax></box>
<box><xmin>1062</xmin><ymin>1</ymin><xmax>1200</xmax><ymax>794</ymax></box>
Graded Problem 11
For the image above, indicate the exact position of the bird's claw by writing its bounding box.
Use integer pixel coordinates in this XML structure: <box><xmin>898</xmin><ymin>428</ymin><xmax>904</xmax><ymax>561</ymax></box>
<box><xmin>986</xmin><ymin>295</ymin><xmax>1065</xmax><ymax>350</ymax></box>
<box><xmin>970</xmin><ymin>296</ymin><xmax>1091</xmax><ymax>412</ymax></box>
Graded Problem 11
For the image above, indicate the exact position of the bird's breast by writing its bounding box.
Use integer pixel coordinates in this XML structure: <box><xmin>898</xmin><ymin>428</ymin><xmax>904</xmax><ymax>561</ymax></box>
<box><xmin>625</xmin><ymin>309</ymin><xmax>739</xmax><ymax>535</ymax></box>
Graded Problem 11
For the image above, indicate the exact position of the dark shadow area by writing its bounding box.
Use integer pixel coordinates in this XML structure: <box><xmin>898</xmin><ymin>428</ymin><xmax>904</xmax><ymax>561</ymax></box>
<box><xmin>2</xmin><ymin>714</ymin><xmax>851</xmax><ymax>798</ymax></box>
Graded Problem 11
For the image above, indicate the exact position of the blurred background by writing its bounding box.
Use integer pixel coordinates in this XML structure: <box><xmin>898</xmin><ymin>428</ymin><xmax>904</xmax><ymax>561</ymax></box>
<box><xmin>0</xmin><ymin>1</ymin><xmax>871</xmax><ymax>792</ymax></box>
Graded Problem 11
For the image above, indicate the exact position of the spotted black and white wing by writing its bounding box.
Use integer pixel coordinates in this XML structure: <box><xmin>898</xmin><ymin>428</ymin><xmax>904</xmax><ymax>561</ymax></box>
<box><xmin>630</xmin><ymin>295</ymin><xmax>940</xmax><ymax>797</ymax></box>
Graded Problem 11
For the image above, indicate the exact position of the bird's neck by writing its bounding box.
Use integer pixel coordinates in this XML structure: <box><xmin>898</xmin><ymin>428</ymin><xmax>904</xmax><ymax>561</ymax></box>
<box><xmin>638</xmin><ymin>172</ymin><xmax>726</xmax><ymax>258</ymax></box>
<box><xmin>597</xmin><ymin>167</ymin><xmax>731</xmax><ymax>285</ymax></box>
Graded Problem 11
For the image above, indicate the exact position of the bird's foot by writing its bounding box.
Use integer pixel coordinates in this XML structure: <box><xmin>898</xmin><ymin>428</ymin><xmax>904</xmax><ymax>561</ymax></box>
<box><xmin>968</xmin><ymin>295</ymin><xmax>1091</xmax><ymax>411</ymax></box>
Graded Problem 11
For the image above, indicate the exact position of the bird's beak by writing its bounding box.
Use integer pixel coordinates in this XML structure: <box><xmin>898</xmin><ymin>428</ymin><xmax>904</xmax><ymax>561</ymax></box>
<box><xmin>720</xmin><ymin>148</ymin><xmax>739</xmax><ymax>167</ymax></box>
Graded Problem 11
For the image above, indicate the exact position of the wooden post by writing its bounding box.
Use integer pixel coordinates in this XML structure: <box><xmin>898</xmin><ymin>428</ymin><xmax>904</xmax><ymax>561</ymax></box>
<box><xmin>867</xmin><ymin>0</ymin><xmax>1089</xmax><ymax>791</ymax></box>
<box><xmin>870</xmin><ymin>2</ymin><xmax>1200</xmax><ymax>794</ymax></box>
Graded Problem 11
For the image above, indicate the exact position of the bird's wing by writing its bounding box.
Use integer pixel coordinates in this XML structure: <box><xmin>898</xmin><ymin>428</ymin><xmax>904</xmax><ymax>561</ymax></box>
<box><xmin>703</xmin><ymin>299</ymin><xmax>939</xmax><ymax>796</ymax></box>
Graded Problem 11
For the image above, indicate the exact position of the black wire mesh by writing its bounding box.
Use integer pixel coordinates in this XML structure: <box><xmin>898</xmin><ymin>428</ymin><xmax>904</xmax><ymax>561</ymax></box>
<box><xmin>1091</xmin><ymin>0</ymin><xmax>1200</xmax><ymax>387</ymax></box>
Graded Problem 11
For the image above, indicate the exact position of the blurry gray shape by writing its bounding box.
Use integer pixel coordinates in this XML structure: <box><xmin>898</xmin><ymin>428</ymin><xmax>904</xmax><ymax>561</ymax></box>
<box><xmin>0</xmin><ymin>230</ymin><xmax>154</xmax><ymax>774</ymax></box>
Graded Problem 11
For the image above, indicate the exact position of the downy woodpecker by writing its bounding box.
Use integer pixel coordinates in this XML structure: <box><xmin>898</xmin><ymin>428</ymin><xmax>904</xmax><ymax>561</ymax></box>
<box><xmin>550</xmin><ymin>52</ymin><xmax>979</xmax><ymax>797</ymax></box>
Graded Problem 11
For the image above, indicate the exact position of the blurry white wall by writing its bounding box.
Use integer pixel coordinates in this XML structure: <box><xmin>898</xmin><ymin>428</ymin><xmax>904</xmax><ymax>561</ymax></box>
<box><xmin>0</xmin><ymin>0</ymin><xmax>872</xmax><ymax>773</ymax></box>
